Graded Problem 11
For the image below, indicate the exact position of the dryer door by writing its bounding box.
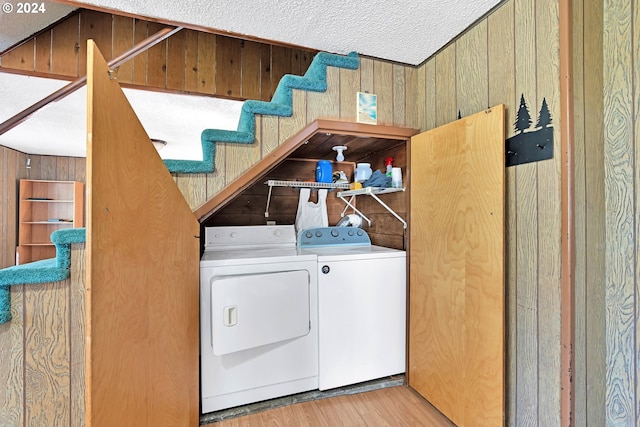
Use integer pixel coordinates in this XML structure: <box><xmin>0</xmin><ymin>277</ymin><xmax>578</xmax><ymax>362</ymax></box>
<box><xmin>211</xmin><ymin>270</ymin><xmax>310</xmax><ymax>355</ymax></box>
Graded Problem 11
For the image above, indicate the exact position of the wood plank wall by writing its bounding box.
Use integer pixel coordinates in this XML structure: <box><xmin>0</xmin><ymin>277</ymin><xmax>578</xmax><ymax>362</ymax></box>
<box><xmin>0</xmin><ymin>9</ymin><xmax>315</xmax><ymax>101</ymax></box>
<box><xmin>0</xmin><ymin>244</ymin><xmax>86</xmax><ymax>426</ymax></box>
<box><xmin>404</xmin><ymin>1</ymin><xmax>562</xmax><ymax>425</ymax></box>
<box><xmin>601</xmin><ymin>0</ymin><xmax>640</xmax><ymax>425</ymax></box>
<box><xmin>572</xmin><ymin>0</ymin><xmax>606</xmax><ymax>425</ymax></box>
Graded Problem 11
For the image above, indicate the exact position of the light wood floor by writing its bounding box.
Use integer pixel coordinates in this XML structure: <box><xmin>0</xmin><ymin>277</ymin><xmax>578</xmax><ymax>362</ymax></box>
<box><xmin>204</xmin><ymin>385</ymin><xmax>456</xmax><ymax>427</ymax></box>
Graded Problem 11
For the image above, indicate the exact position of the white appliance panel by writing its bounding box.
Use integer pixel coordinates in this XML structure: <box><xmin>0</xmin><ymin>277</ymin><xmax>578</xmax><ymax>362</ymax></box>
<box><xmin>200</xmin><ymin>258</ymin><xmax>318</xmax><ymax>413</ymax></box>
<box><xmin>211</xmin><ymin>270</ymin><xmax>311</xmax><ymax>356</ymax></box>
<box><xmin>317</xmin><ymin>252</ymin><xmax>406</xmax><ymax>390</ymax></box>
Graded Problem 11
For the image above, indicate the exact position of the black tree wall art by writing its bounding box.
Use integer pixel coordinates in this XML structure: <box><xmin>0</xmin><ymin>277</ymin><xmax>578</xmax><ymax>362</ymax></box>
<box><xmin>506</xmin><ymin>94</ymin><xmax>554</xmax><ymax>166</ymax></box>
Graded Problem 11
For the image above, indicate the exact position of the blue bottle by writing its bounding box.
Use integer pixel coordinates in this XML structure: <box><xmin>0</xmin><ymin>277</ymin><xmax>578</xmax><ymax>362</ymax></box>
<box><xmin>316</xmin><ymin>160</ymin><xmax>332</xmax><ymax>183</ymax></box>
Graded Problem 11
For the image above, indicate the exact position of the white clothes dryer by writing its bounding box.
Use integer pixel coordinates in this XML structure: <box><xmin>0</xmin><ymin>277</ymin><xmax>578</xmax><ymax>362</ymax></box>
<box><xmin>200</xmin><ymin>225</ymin><xmax>318</xmax><ymax>413</ymax></box>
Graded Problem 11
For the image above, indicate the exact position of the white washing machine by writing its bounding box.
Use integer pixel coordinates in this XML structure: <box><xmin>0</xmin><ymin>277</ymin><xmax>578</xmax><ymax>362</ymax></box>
<box><xmin>200</xmin><ymin>225</ymin><xmax>318</xmax><ymax>413</ymax></box>
<box><xmin>298</xmin><ymin>227</ymin><xmax>406</xmax><ymax>390</ymax></box>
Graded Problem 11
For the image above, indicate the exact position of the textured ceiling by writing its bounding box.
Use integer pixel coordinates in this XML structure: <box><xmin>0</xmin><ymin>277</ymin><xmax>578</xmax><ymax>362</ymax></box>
<box><xmin>0</xmin><ymin>1</ymin><xmax>75</xmax><ymax>53</ymax></box>
<box><xmin>0</xmin><ymin>0</ymin><xmax>501</xmax><ymax>65</ymax></box>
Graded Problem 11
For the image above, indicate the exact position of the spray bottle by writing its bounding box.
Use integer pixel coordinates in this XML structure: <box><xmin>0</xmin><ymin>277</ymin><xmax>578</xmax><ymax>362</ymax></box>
<box><xmin>385</xmin><ymin>157</ymin><xmax>394</xmax><ymax>177</ymax></box>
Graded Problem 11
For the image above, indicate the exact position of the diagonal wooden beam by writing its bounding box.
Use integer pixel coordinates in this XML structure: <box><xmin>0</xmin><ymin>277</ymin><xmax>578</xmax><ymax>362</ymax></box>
<box><xmin>0</xmin><ymin>26</ymin><xmax>183</xmax><ymax>137</ymax></box>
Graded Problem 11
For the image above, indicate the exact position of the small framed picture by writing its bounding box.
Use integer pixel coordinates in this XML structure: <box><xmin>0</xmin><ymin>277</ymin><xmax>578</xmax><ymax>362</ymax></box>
<box><xmin>357</xmin><ymin>92</ymin><xmax>377</xmax><ymax>124</ymax></box>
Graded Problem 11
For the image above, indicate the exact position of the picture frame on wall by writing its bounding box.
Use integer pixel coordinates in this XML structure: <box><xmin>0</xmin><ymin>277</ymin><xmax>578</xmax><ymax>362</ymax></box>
<box><xmin>357</xmin><ymin>92</ymin><xmax>377</xmax><ymax>124</ymax></box>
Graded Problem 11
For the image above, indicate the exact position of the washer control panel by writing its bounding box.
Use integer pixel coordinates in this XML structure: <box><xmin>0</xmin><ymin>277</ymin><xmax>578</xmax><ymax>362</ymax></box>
<box><xmin>297</xmin><ymin>226</ymin><xmax>371</xmax><ymax>248</ymax></box>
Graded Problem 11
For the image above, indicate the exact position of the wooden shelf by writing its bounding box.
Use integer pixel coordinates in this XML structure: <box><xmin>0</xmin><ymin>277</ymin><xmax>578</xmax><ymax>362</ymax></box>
<box><xmin>17</xmin><ymin>179</ymin><xmax>84</xmax><ymax>264</ymax></box>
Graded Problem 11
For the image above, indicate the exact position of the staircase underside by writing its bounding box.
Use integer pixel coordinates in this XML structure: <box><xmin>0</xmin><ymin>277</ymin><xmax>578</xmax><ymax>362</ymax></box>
<box><xmin>194</xmin><ymin>119</ymin><xmax>419</xmax><ymax>222</ymax></box>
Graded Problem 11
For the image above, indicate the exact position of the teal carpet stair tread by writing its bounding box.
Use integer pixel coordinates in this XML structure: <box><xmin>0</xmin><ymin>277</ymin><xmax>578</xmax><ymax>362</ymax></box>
<box><xmin>163</xmin><ymin>51</ymin><xmax>359</xmax><ymax>174</ymax></box>
<box><xmin>0</xmin><ymin>228</ymin><xmax>86</xmax><ymax>324</ymax></box>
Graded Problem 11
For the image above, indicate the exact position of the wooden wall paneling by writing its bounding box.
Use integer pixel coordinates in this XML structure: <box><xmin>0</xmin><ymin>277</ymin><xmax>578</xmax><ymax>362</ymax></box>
<box><xmin>487</xmin><ymin>2</ymin><xmax>516</xmax><ymax>425</ymax></box>
<box><xmin>35</xmin><ymin>31</ymin><xmax>52</xmax><ymax>74</ymax></box>
<box><xmin>51</xmin><ymin>14</ymin><xmax>79</xmax><ymax>77</ymax></box>
<box><xmin>279</xmin><ymin>90</ymin><xmax>308</xmax><ymax>143</ymax></box>
<box><xmin>241</xmin><ymin>41</ymin><xmax>263</xmax><ymax>100</ymax></box>
<box><xmin>197</xmin><ymin>32</ymin><xmax>216</xmax><ymax>95</ymax></box>
<box><xmin>0</xmin><ymin>146</ymin><xmax>24</xmax><ymax>424</ymax></box>
<box><xmin>205</xmin><ymin>139</ymin><xmax>228</xmax><ymax>198</ymax></box>
<box><xmin>373</xmin><ymin>60</ymin><xmax>394</xmax><ymax>125</ymax></box>
<box><xmin>339</xmin><ymin>66</ymin><xmax>360</xmax><ymax>121</ymax></box>
<box><xmin>535</xmin><ymin>1</ymin><xmax>562</xmax><ymax>425</ymax></box>
<box><xmin>359</xmin><ymin>57</ymin><xmax>374</xmax><ymax>94</ymax></box>
<box><xmin>175</xmin><ymin>173</ymin><xmax>208</xmax><ymax>211</ymax></box>
<box><xmin>270</xmin><ymin>46</ymin><xmax>291</xmax><ymax>99</ymax></box>
<box><xmin>0</xmin><ymin>284</ymin><xmax>24</xmax><ymax>426</ymax></box>
<box><xmin>1</xmin><ymin>148</ymin><xmax>7</xmax><ymax>266</ymax></box>
<box><xmin>226</xmin><ymin>133</ymin><xmax>262</xmax><ymax>184</ymax></box>
<box><xmin>603</xmin><ymin>0</ymin><xmax>635</xmax><ymax>424</ymax></box>
<box><xmin>58</xmin><ymin>156</ymin><xmax>71</xmax><ymax>181</ymax></box>
<box><xmin>29</xmin><ymin>155</ymin><xmax>57</xmax><ymax>180</ymax></box>
<box><xmin>392</xmin><ymin>64</ymin><xmax>407</xmax><ymax>127</ymax></box>
<box><xmin>79</xmin><ymin>10</ymin><xmax>113</xmax><ymax>76</ymax></box>
<box><xmin>434</xmin><ymin>48</ymin><xmax>456</xmax><ymax>128</ymax></box>
<box><xmin>74</xmin><ymin>157</ymin><xmax>86</xmax><ymax>182</ymax></box>
<box><xmin>146</xmin><ymin>22</ymin><xmax>168</xmax><ymax>88</ymax></box>
<box><xmin>184</xmin><ymin>30</ymin><xmax>199</xmax><ymax>93</ymax></box>
<box><xmin>260</xmin><ymin>45</ymin><xmax>272</xmax><ymax>101</ymax></box>
<box><xmin>455</xmin><ymin>21</ymin><xmax>489</xmax><ymax>117</ymax></box>
<box><xmin>572</xmin><ymin>2</ymin><xmax>586</xmax><ymax>420</ymax></box>
<box><xmin>424</xmin><ymin>60</ymin><xmax>436</xmax><ymax>131</ymax></box>
<box><xmin>514</xmin><ymin>0</ymin><xmax>539</xmax><ymax>424</ymax></box>
<box><xmin>307</xmin><ymin>67</ymin><xmax>340</xmax><ymax>120</ymax></box>
<box><xmin>1</xmin><ymin>38</ymin><xmax>35</xmax><ymax>71</ymax></box>
<box><xmin>112</xmin><ymin>15</ymin><xmax>134</xmax><ymax>84</ymax></box>
<box><xmin>260</xmin><ymin>115</ymin><xmax>280</xmax><ymax>157</ymax></box>
<box><xmin>1</xmin><ymin>148</ymin><xmax>20</xmax><ymax>268</ymax></box>
<box><xmin>24</xmin><ymin>280</ymin><xmax>70</xmax><ymax>426</ymax></box>
<box><xmin>633</xmin><ymin>2</ymin><xmax>640</xmax><ymax>423</ymax></box>
<box><xmin>299</xmin><ymin>50</ymin><xmax>314</xmax><ymax>76</ymax></box>
<box><xmin>70</xmin><ymin>244</ymin><xmax>86</xmax><ymax>427</ymax></box>
<box><xmin>166</xmin><ymin>29</ymin><xmax>187</xmax><ymax>91</ymax></box>
<box><xmin>290</xmin><ymin>49</ymin><xmax>303</xmax><ymax>75</ymax></box>
<box><xmin>216</xmin><ymin>36</ymin><xmax>242</xmax><ymax>98</ymax></box>
<box><xmin>403</xmin><ymin>65</ymin><xmax>426</xmax><ymax>131</ymax></box>
<box><xmin>132</xmin><ymin>19</ymin><xmax>148</xmax><ymax>86</ymax></box>
<box><xmin>26</xmin><ymin>155</ymin><xmax>39</xmax><ymax>179</ymax></box>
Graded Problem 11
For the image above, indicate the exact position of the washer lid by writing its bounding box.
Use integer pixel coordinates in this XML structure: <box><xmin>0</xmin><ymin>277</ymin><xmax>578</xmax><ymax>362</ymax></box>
<box><xmin>299</xmin><ymin>244</ymin><xmax>406</xmax><ymax>261</ymax></box>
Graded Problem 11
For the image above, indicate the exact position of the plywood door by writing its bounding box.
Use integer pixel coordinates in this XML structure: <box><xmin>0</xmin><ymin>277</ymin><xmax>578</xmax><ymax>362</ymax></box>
<box><xmin>85</xmin><ymin>41</ymin><xmax>200</xmax><ymax>426</ymax></box>
<box><xmin>409</xmin><ymin>105</ymin><xmax>505</xmax><ymax>427</ymax></box>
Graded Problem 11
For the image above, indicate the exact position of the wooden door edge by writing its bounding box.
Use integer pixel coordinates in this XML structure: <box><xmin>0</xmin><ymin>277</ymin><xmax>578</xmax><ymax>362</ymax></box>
<box><xmin>560</xmin><ymin>0</ymin><xmax>576</xmax><ymax>426</ymax></box>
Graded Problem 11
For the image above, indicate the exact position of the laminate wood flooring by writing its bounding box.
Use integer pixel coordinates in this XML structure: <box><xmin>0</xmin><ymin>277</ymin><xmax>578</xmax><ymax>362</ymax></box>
<box><xmin>203</xmin><ymin>385</ymin><xmax>456</xmax><ymax>427</ymax></box>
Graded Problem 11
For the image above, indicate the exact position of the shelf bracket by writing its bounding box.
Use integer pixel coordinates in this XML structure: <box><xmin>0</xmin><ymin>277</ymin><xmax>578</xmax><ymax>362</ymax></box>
<box><xmin>367</xmin><ymin>192</ymin><xmax>408</xmax><ymax>229</ymax></box>
<box><xmin>337</xmin><ymin>195</ymin><xmax>372</xmax><ymax>227</ymax></box>
<box><xmin>337</xmin><ymin>187</ymin><xmax>407</xmax><ymax>229</ymax></box>
<box><xmin>264</xmin><ymin>185</ymin><xmax>273</xmax><ymax>218</ymax></box>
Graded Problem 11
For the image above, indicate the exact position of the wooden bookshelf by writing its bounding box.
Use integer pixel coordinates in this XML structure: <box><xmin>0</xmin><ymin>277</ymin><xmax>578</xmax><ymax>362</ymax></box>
<box><xmin>17</xmin><ymin>179</ymin><xmax>84</xmax><ymax>264</ymax></box>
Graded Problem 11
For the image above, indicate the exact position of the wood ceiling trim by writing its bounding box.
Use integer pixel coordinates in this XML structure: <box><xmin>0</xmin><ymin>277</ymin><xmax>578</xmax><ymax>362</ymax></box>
<box><xmin>193</xmin><ymin>119</ymin><xmax>418</xmax><ymax>222</ymax></box>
